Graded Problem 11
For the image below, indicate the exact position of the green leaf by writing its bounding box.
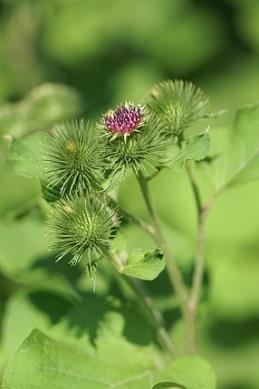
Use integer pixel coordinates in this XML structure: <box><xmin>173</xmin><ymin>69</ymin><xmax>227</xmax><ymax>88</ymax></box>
<box><xmin>48</xmin><ymin>297</ymin><xmax>157</xmax><ymax>388</ymax></box>
<box><xmin>162</xmin><ymin>133</ymin><xmax>210</xmax><ymax>170</ymax></box>
<box><xmin>211</xmin><ymin>104</ymin><xmax>259</xmax><ymax>192</ymax></box>
<box><xmin>154</xmin><ymin>356</ymin><xmax>217</xmax><ymax>389</ymax></box>
<box><xmin>178</xmin><ymin>133</ymin><xmax>210</xmax><ymax>162</ymax></box>
<box><xmin>122</xmin><ymin>249</ymin><xmax>165</xmax><ymax>280</ymax></box>
<box><xmin>8</xmin><ymin>131</ymin><xmax>45</xmax><ymax>179</ymax></box>
<box><xmin>3</xmin><ymin>323</ymin><xmax>154</xmax><ymax>389</ymax></box>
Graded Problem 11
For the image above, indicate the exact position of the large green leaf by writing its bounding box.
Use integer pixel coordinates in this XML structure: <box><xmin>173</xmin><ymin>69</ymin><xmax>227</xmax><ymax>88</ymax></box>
<box><xmin>122</xmin><ymin>249</ymin><xmax>165</xmax><ymax>281</ymax></box>
<box><xmin>3</xmin><ymin>327</ymin><xmax>217</xmax><ymax>389</ymax></box>
<box><xmin>154</xmin><ymin>356</ymin><xmax>217</xmax><ymax>389</ymax></box>
<box><xmin>3</xmin><ymin>302</ymin><xmax>157</xmax><ymax>389</ymax></box>
<box><xmin>210</xmin><ymin>104</ymin><xmax>259</xmax><ymax>192</ymax></box>
<box><xmin>1</xmin><ymin>276</ymin><xmax>217</xmax><ymax>389</ymax></box>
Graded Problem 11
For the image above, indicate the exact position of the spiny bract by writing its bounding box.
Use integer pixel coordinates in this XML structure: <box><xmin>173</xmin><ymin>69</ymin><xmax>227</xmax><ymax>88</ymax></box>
<box><xmin>43</xmin><ymin>120</ymin><xmax>104</xmax><ymax>196</ymax></box>
<box><xmin>146</xmin><ymin>80</ymin><xmax>210</xmax><ymax>138</ymax></box>
<box><xmin>47</xmin><ymin>194</ymin><xmax>119</xmax><ymax>274</ymax></box>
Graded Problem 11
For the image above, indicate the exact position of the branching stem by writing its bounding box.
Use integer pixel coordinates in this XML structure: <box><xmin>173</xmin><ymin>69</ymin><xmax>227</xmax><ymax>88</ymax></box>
<box><xmin>136</xmin><ymin>171</ymin><xmax>190</xmax><ymax>324</ymax></box>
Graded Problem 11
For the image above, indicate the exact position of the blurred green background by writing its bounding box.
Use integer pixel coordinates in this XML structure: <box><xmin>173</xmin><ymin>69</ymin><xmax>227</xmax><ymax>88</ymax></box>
<box><xmin>1</xmin><ymin>0</ymin><xmax>259</xmax><ymax>388</ymax></box>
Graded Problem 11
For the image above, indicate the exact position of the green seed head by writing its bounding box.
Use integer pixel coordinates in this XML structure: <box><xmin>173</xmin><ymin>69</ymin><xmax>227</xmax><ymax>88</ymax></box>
<box><xmin>43</xmin><ymin>120</ymin><xmax>104</xmax><ymax>196</ymax></box>
<box><xmin>146</xmin><ymin>80</ymin><xmax>210</xmax><ymax>137</ymax></box>
<box><xmin>47</xmin><ymin>194</ymin><xmax>119</xmax><ymax>274</ymax></box>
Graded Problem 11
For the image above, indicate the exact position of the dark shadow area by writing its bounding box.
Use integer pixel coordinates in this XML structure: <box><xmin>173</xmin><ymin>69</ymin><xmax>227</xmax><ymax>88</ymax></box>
<box><xmin>30</xmin><ymin>252</ymin><xmax>83</xmax><ymax>286</ymax></box>
<box><xmin>62</xmin><ymin>294</ymin><xmax>154</xmax><ymax>348</ymax></box>
<box><xmin>28</xmin><ymin>290</ymin><xmax>72</xmax><ymax>324</ymax></box>
<box><xmin>208</xmin><ymin>316</ymin><xmax>259</xmax><ymax>348</ymax></box>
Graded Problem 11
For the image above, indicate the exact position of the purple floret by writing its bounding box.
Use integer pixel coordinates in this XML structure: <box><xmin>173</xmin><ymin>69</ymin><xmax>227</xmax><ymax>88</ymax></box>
<box><xmin>103</xmin><ymin>104</ymin><xmax>144</xmax><ymax>135</ymax></box>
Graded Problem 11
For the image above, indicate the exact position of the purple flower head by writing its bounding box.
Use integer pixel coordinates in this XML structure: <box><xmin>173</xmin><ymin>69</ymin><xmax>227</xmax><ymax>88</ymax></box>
<box><xmin>103</xmin><ymin>103</ymin><xmax>145</xmax><ymax>137</ymax></box>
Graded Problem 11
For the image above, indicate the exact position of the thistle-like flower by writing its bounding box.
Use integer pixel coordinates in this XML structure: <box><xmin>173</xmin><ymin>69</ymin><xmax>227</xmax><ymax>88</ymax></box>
<box><xmin>101</xmin><ymin>103</ymin><xmax>168</xmax><ymax>181</ymax></box>
<box><xmin>146</xmin><ymin>80</ymin><xmax>210</xmax><ymax>138</ymax></box>
<box><xmin>47</xmin><ymin>194</ymin><xmax>119</xmax><ymax>275</ymax></box>
<box><xmin>102</xmin><ymin>103</ymin><xmax>145</xmax><ymax>141</ymax></box>
<box><xmin>43</xmin><ymin>120</ymin><xmax>104</xmax><ymax>196</ymax></box>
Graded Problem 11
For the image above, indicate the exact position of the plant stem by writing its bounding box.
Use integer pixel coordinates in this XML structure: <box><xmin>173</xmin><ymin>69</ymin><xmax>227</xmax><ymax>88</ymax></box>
<box><xmin>111</xmin><ymin>254</ymin><xmax>177</xmax><ymax>357</ymax></box>
<box><xmin>186</xmin><ymin>162</ymin><xmax>215</xmax><ymax>352</ymax></box>
<box><xmin>136</xmin><ymin>171</ymin><xmax>189</xmax><ymax>323</ymax></box>
<box><xmin>186</xmin><ymin>163</ymin><xmax>202</xmax><ymax>221</ymax></box>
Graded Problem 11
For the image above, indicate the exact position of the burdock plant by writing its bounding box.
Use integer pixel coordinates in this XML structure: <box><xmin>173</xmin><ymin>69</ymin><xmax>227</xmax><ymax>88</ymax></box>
<box><xmin>6</xmin><ymin>76</ymin><xmax>259</xmax><ymax>387</ymax></box>
<box><xmin>37</xmin><ymin>79</ymin><xmax>223</xmax><ymax>358</ymax></box>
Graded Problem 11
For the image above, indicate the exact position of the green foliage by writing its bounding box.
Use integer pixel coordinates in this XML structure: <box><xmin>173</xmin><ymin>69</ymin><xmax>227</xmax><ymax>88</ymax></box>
<box><xmin>1</xmin><ymin>1</ymin><xmax>259</xmax><ymax>385</ymax></box>
<box><xmin>164</xmin><ymin>133</ymin><xmax>210</xmax><ymax>169</ymax></box>
<box><xmin>205</xmin><ymin>104</ymin><xmax>259</xmax><ymax>193</ymax></box>
<box><xmin>2</xmin><ymin>301</ymin><xmax>216</xmax><ymax>389</ymax></box>
<box><xmin>154</xmin><ymin>356</ymin><xmax>217</xmax><ymax>389</ymax></box>
<box><xmin>3</xmin><ymin>298</ymin><xmax>157</xmax><ymax>389</ymax></box>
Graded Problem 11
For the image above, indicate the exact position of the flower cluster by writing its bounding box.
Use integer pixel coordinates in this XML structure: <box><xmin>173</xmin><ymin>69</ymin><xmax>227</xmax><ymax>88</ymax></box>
<box><xmin>43</xmin><ymin>79</ymin><xmax>211</xmax><ymax>275</ymax></box>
